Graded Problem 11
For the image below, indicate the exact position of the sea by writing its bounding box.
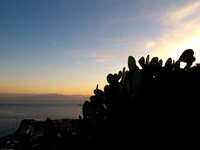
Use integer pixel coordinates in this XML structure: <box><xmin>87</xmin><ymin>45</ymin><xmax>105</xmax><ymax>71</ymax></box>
<box><xmin>0</xmin><ymin>101</ymin><xmax>84</xmax><ymax>138</ymax></box>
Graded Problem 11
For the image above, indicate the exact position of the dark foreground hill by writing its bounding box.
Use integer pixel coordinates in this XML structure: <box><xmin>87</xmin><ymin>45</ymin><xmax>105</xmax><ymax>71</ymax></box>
<box><xmin>1</xmin><ymin>49</ymin><xmax>200</xmax><ymax>149</ymax></box>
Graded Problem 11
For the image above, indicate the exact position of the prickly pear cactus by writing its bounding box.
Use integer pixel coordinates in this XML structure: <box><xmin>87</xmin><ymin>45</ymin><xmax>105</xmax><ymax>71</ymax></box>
<box><xmin>82</xmin><ymin>49</ymin><xmax>198</xmax><ymax>124</ymax></box>
<box><xmin>80</xmin><ymin>49</ymin><xmax>200</xmax><ymax>147</ymax></box>
<box><xmin>128</xmin><ymin>56</ymin><xmax>138</xmax><ymax>72</ymax></box>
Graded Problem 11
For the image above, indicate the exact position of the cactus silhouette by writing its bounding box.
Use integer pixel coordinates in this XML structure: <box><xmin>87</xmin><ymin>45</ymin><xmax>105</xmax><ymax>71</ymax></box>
<box><xmin>80</xmin><ymin>49</ymin><xmax>200</xmax><ymax>148</ymax></box>
<box><xmin>179</xmin><ymin>49</ymin><xmax>196</xmax><ymax>69</ymax></box>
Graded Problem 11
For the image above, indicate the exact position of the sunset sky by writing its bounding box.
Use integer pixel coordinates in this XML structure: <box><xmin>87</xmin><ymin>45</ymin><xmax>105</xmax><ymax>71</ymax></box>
<box><xmin>0</xmin><ymin>0</ymin><xmax>200</xmax><ymax>95</ymax></box>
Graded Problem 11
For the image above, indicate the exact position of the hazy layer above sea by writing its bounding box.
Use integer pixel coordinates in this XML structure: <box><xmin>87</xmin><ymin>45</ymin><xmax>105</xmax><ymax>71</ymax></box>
<box><xmin>0</xmin><ymin>93</ymin><xmax>89</xmax><ymax>104</ymax></box>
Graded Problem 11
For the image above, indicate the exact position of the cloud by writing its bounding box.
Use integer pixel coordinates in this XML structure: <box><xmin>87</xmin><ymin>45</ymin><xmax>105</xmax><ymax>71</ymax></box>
<box><xmin>148</xmin><ymin>1</ymin><xmax>200</xmax><ymax>61</ymax></box>
<box><xmin>114</xmin><ymin>1</ymin><xmax>200</xmax><ymax>63</ymax></box>
<box><xmin>166</xmin><ymin>1</ymin><xmax>200</xmax><ymax>24</ymax></box>
<box><xmin>67</xmin><ymin>1</ymin><xmax>200</xmax><ymax>65</ymax></box>
<box><xmin>88</xmin><ymin>48</ymin><xmax>128</xmax><ymax>63</ymax></box>
<box><xmin>65</xmin><ymin>48</ymin><xmax>121</xmax><ymax>63</ymax></box>
<box><xmin>65</xmin><ymin>36</ymin><xmax>136</xmax><ymax>64</ymax></box>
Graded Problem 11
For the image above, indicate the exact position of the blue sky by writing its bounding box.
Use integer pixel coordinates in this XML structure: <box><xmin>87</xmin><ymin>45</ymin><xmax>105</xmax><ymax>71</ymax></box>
<box><xmin>0</xmin><ymin>0</ymin><xmax>200</xmax><ymax>94</ymax></box>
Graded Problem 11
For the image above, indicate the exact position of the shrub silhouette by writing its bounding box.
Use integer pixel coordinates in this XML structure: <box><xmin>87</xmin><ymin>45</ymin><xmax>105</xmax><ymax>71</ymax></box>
<box><xmin>81</xmin><ymin>49</ymin><xmax>200</xmax><ymax>148</ymax></box>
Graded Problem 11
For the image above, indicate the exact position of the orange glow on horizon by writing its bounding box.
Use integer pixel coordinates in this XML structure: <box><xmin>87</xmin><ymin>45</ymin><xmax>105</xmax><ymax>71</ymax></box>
<box><xmin>0</xmin><ymin>84</ymin><xmax>94</xmax><ymax>95</ymax></box>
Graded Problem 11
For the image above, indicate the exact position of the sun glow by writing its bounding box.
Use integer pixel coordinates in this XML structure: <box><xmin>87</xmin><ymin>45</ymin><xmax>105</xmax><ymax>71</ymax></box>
<box><xmin>170</xmin><ymin>35</ymin><xmax>200</xmax><ymax>61</ymax></box>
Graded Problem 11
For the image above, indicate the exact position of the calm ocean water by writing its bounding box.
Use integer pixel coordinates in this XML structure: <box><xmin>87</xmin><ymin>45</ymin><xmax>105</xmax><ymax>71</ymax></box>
<box><xmin>0</xmin><ymin>102</ymin><xmax>83</xmax><ymax>137</ymax></box>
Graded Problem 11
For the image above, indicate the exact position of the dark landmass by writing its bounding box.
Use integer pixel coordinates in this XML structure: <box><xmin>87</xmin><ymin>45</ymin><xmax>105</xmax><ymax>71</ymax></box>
<box><xmin>0</xmin><ymin>118</ymin><xmax>80</xmax><ymax>149</ymax></box>
<box><xmin>1</xmin><ymin>49</ymin><xmax>200</xmax><ymax>149</ymax></box>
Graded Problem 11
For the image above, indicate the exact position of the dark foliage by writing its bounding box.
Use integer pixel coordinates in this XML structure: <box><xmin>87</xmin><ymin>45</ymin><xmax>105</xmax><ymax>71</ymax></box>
<box><xmin>81</xmin><ymin>49</ymin><xmax>200</xmax><ymax>148</ymax></box>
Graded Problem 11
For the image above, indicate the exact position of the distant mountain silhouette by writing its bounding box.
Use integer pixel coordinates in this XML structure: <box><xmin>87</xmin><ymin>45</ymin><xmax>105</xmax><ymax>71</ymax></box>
<box><xmin>0</xmin><ymin>94</ymin><xmax>89</xmax><ymax>104</ymax></box>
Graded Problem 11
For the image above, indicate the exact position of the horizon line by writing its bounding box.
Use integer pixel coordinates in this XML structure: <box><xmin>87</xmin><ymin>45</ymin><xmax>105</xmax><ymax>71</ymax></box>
<box><xmin>0</xmin><ymin>93</ymin><xmax>91</xmax><ymax>96</ymax></box>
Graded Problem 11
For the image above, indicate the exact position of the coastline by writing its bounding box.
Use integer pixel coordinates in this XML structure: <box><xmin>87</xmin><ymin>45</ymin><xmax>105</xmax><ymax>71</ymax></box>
<box><xmin>0</xmin><ymin>102</ymin><xmax>83</xmax><ymax>138</ymax></box>
<box><xmin>0</xmin><ymin>118</ymin><xmax>79</xmax><ymax>149</ymax></box>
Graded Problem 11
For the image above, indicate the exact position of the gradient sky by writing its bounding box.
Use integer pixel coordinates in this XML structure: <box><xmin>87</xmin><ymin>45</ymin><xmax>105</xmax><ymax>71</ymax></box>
<box><xmin>0</xmin><ymin>0</ymin><xmax>200</xmax><ymax>95</ymax></box>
